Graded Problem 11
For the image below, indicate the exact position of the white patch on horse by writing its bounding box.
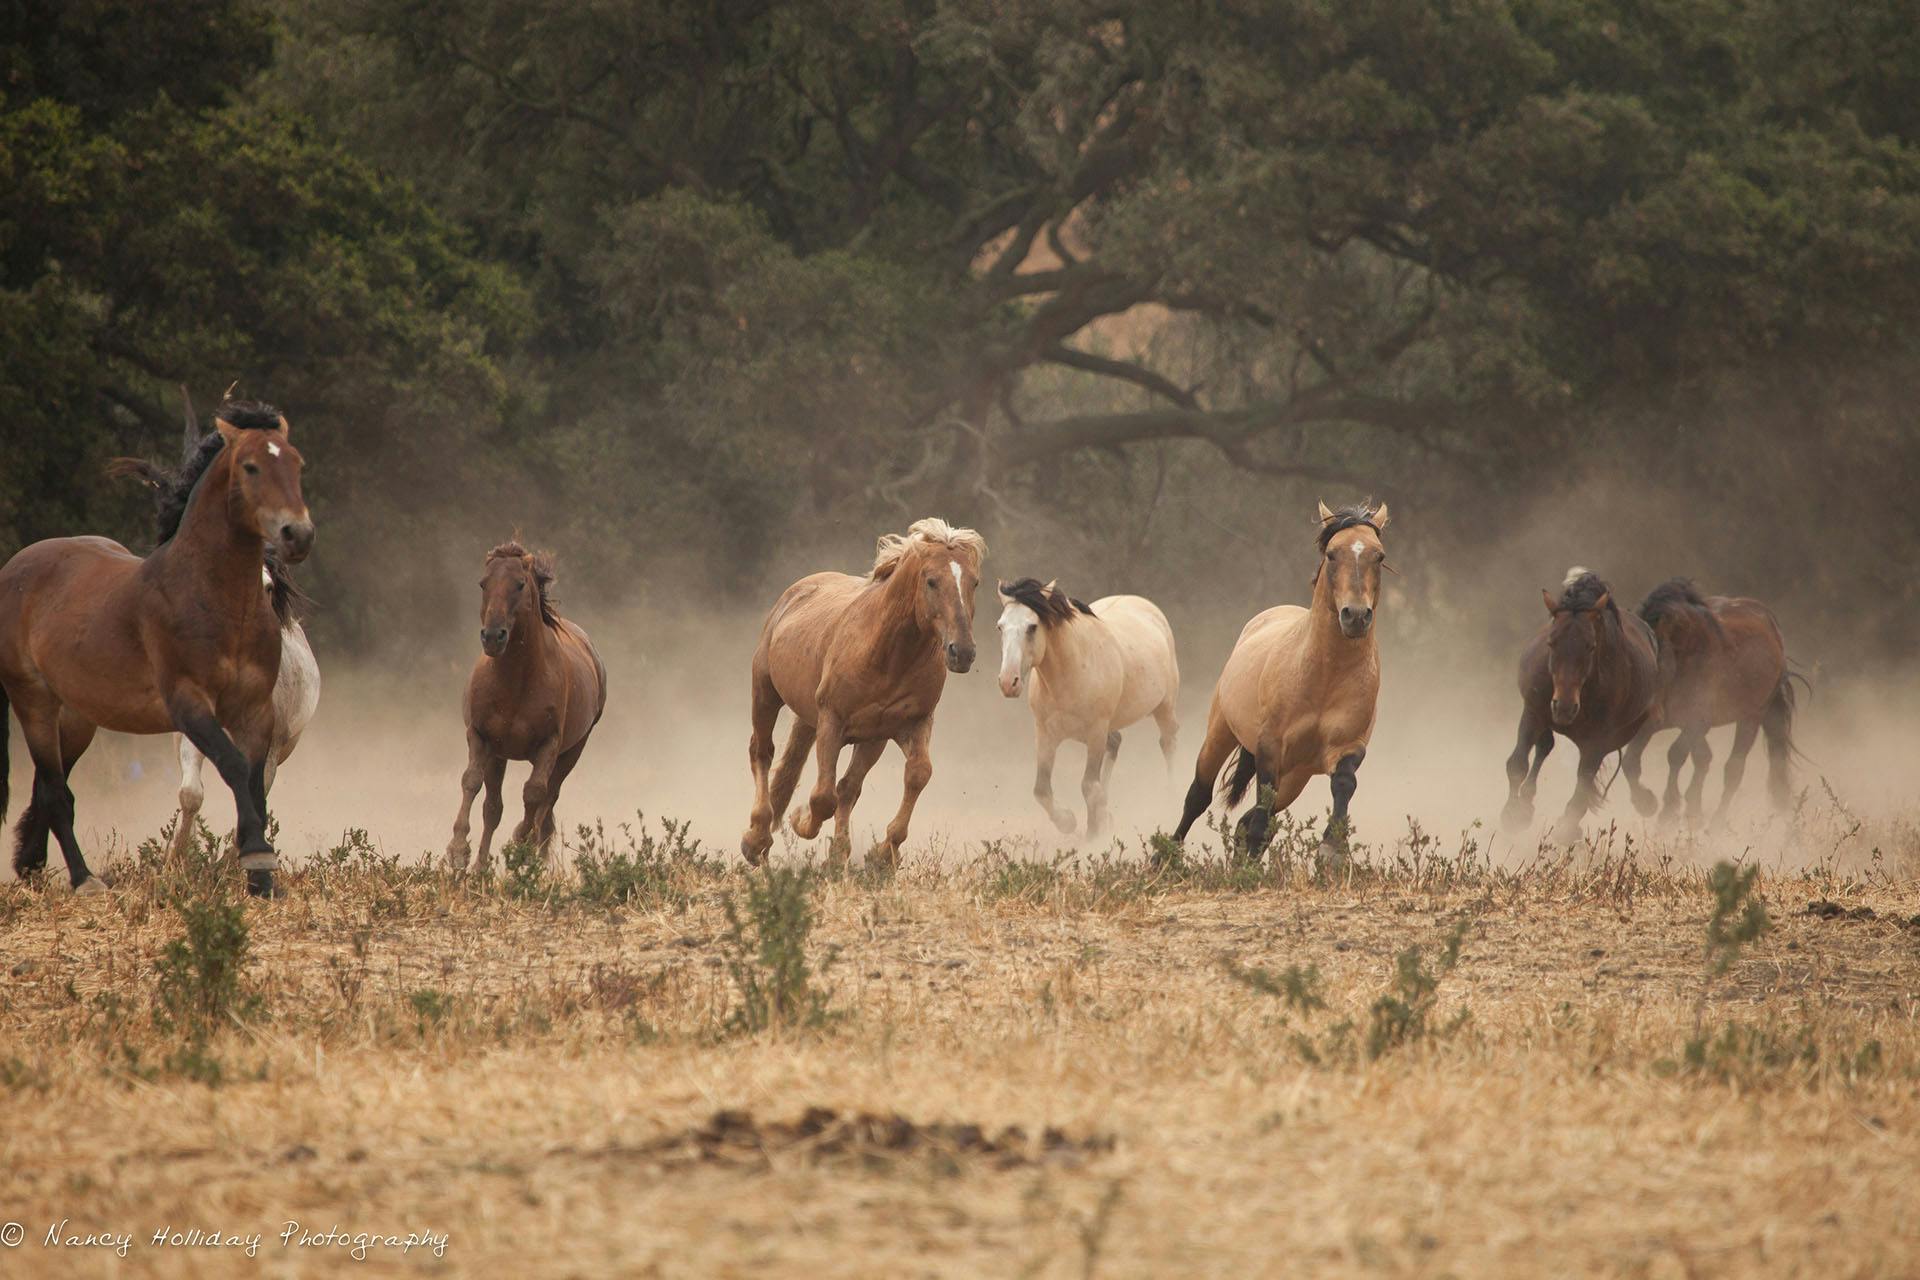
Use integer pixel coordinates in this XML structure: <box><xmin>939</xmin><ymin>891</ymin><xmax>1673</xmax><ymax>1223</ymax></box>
<box><xmin>261</xmin><ymin>567</ymin><xmax>274</xmax><ymax>591</ymax></box>
<box><xmin>266</xmin><ymin>441</ymin><xmax>281</xmax><ymax>457</ymax></box>
<box><xmin>1352</xmin><ymin>542</ymin><xmax>1365</xmax><ymax>563</ymax></box>
<box><xmin>950</xmin><ymin>560</ymin><xmax>964</xmax><ymax>593</ymax></box>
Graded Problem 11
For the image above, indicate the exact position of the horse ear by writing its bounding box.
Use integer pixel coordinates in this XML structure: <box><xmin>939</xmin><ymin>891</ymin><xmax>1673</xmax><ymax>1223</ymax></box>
<box><xmin>1317</xmin><ymin>499</ymin><xmax>1335</xmax><ymax>524</ymax></box>
<box><xmin>213</xmin><ymin>415</ymin><xmax>239</xmax><ymax>444</ymax></box>
<box><xmin>1542</xmin><ymin>588</ymin><xmax>1559</xmax><ymax>617</ymax></box>
<box><xmin>1042</xmin><ymin>579</ymin><xmax>1058</xmax><ymax>594</ymax></box>
<box><xmin>1370</xmin><ymin>502</ymin><xmax>1390</xmax><ymax>530</ymax></box>
<box><xmin>1593</xmin><ymin>592</ymin><xmax>1610</xmax><ymax>613</ymax></box>
<box><xmin>275</xmin><ymin>414</ymin><xmax>291</xmax><ymax>439</ymax></box>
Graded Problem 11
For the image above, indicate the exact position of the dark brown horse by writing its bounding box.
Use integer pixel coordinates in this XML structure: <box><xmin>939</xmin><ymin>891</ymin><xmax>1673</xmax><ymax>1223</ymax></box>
<box><xmin>1502</xmin><ymin>568</ymin><xmax>1661</xmax><ymax>845</ymax></box>
<box><xmin>0</xmin><ymin>402</ymin><xmax>313</xmax><ymax>896</ymax></box>
<box><xmin>446</xmin><ymin>542</ymin><xmax>607</xmax><ymax>874</ymax></box>
<box><xmin>1619</xmin><ymin>579</ymin><xmax>1797</xmax><ymax>825</ymax></box>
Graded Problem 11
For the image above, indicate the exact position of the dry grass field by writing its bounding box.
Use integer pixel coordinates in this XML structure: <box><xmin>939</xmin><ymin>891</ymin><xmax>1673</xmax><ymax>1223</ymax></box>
<box><xmin>1</xmin><ymin>801</ymin><xmax>1917</xmax><ymax>1279</ymax></box>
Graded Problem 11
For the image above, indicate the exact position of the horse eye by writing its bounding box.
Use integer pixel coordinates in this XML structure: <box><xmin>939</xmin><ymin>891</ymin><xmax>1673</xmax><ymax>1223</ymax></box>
<box><xmin>1027</xmin><ymin>625</ymin><xmax>1037</xmax><ymax>636</ymax></box>
<box><xmin>242</xmin><ymin>462</ymin><xmax>260</xmax><ymax>475</ymax></box>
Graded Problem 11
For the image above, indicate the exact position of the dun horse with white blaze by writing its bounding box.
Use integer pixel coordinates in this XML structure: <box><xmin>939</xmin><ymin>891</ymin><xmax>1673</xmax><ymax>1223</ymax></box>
<box><xmin>742</xmin><ymin>518</ymin><xmax>985</xmax><ymax>867</ymax></box>
<box><xmin>0</xmin><ymin>400</ymin><xmax>314</xmax><ymax>897</ymax></box>
<box><xmin>446</xmin><ymin>542</ymin><xmax>607</xmax><ymax>873</ymax></box>
<box><xmin>995</xmin><ymin>578</ymin><xmax>1179</xmax><ymax>836</ymax></box>
<box><xmin>1173</xmin><ymin>501</ymin><xmax>1390</xmax><ymax>866</ymax></box>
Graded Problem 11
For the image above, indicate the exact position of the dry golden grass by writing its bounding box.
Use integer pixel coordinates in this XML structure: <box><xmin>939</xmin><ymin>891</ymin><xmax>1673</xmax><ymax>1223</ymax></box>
<box><xmin>1</xmin><ymin>807</ymin><xmax>1917</xmax><ymax>1279</ymax></box>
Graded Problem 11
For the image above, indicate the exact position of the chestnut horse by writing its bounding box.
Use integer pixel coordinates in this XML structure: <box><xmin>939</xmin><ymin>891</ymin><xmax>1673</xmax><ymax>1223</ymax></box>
<box><xmin>741</xmin><ymin>518</ymin><xmax>986</xmax><ymax>867</ymax></box>
<box><xmin>1173</xmin><ymin>501</ymin><xmax>1390</xmax><ymax>869</ymax></box>
<box><xmin>995</xmin><ymin>577</ymin><xmax>1179</xmax><ymax>836</ymax></box>
<box><xmin>1619</xmin><ymin>579</ymin><xmax>1797</xmax><ymax>825</ymax></box>
<box><xmin>0</xmin><ymin>401</ymin><xmax>313</xmax><ymax>896</ymax></box>
<box><xmin>1502</xmin><ymin>568</ymin><xmax>1661</xmax><ymax>844</ymax></box>
<box><xmin>446</xmin><ymin>542</ymin><xmax>607</xmax><ymax>874</ymax></box>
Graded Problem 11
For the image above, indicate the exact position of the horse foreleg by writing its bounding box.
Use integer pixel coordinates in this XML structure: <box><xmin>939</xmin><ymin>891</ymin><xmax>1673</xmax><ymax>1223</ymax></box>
<box><xmin>446</xmin><ymin>729</ymin><xmax>487</xmax><ymax>873</ymax></box>
<box><xmin>1553</xmin><ymin>746</ymin><xmax>1607</xmax><ymax>847</ymax></box>
<box><xmin>172</xmin><ymin>736</ymin><xmax>207</xmax><ymax>859</ymax></box>
<box><xmin>832</xmin><ymin>739</ymin><xmax>887</xmax><ymax>865</ymax></box>
<box><xmin>1319</xmin><ymin>748</ymin><xmax>1367</xmax><ymax>871</ymax></box>
<box><xmin>474</xmin><ymin>754</ymin><xmax>507</xmax><ymax>874</ymax></box>
<box><xmin>1713</xmin><ymin>721</ymin><xmax>1760</xmax><ymax>826</ymax></box>
<box><xmin>1502</xmin><ymin>707</ymin><xmax>1549</xmax><ymax>830</ymax></box>
<box><xmin>1683</xmin><ymin>731</ymin><xmax>1713</xmax><ymax>826</ymax></box>
<box><xmin>171</xmin><ymin>696</ymin><xmax>275</xmax><ymax>895</ymax></box>
<box><xmin>1081</xmin><ymin>735</ymin><xmax>1112</xmax><ymax>838</ymax></box>
<box><xmin>1173</xmin><ymin>710</ymin><xmax>1237</xmax><ymax>842</ymax></box>
<box><xmin>1620</xmin><ymin>722</ymin><xmax>1660</xmax><ymax>817</ymax></box>
<box><xmin>1152</xmin><ymin>702</ymin><xmax>1178</xmax><ymax>776</ymax></box>
<box><xmin>1659</xmin><ymin>732</ymin><xmax>1690</xmax><ymax>825</ymax></box>
<box><xmin>790</xmin><ymin>713</ymin><xmax>843</xmax><ymax>841</ymax></box>
<box><xmin>511</xmin><ymin>739</ymin><xmax>562</xmax><ymax>851</ymax></box>
<box><xmin>876</xmin><ymin>720</ymin><xmax>934</xmax><ymax>866</ymax></box>
<box><xmin>741</xmin><ymin>676</ymin><xmax>785</xmax><ymax>864</ymax></box>
<box><xmin>1033</xmin><ymin>728</ymin><xmax>1074</xmax><ymax>834</ymax></box>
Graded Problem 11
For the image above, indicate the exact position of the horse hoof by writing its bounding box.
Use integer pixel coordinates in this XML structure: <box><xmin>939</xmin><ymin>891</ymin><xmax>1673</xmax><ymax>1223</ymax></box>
<box><xmin>739</xmin><ymin>835</ymin><xmax>770</xmax><ymax>867</ymax></box>
<box><xmin>71</xmin><ymin>876</ymin><xmax>109</xmax><ymax>897</ymax></box>
<box><xmin>1500</xmin><ymin>800</ymin><xmax>1533</xmax><ymax>832</ymax></box>
<box><xmin>245</xmin><ymin>869</ymin><xmax>283</xmax><ymax>900</ymax></box>
<box><xmin>1316</xmin><ymin>840</ymin><xmax>1349</xmax><ymax>876</ymax></box>
<box><xmin>446</xmin><ymin>844</ymin><xmax>471</xmax><ymax>873</ymax></box>
<box><xmin>1052</xmin><ymin>812</ymin><xmax>1077</xmax><ymax>836</ymax></box>
<box><xmin>1631</xmin><ymin>791</ymin><xmax>1659</xmax><ymax>818</ymax></box>
<box><xmin>788</xmin><ymin>809</ymin><xmax>822</xmax><ymax>840</ymax></box>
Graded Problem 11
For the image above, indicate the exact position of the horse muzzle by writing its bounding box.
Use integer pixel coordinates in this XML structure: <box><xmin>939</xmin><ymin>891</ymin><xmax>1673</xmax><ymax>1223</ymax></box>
<box><xmin>945</xmin><ymin>642</ymin><xmax>975</xmax><ymax>674</ymax></box>
<box><xmin>481</xmin><ymin>626</ymin><xmax>510</xmax><ymax>657</ymax></box>
<box><xmin>275</xmin><ymin>517</ymin><xmax>316</xmax><ymax>565</ymax></box>
<box><xmin>1550</xmin><ymin>697</ymin><xmax>1580</xmax><ymax>726</ymax></box>
<box><xmin>1338</xmin><ymin>605</ymin><xmax>1374</xmax><ymax>638</ymax></box>
<box><xmin>998</xmin><ymin>672</ymin><xmax>1022</xmax><ymax>697</ymax></box>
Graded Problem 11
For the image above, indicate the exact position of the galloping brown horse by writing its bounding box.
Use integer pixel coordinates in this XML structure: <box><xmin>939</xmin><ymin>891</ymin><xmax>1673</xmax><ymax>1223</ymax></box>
<box><xmin>1502</xmin><ymin>568</ymin><xmax>1661</xmax><ymax>844</ymax></box>
<box><xmin>1619</xmin><ymin>579</ymin><xmax>1797</xmax><ymax>825</ymax></box>
<box><xmin>446</xmin><ymin>542</ymin><xmax>607</xmax><ymax>873</ymax></box>
<box><xmin>1173</xmin><ymin>501</ymin><xmax>1390</xmax><ymax>868</ymax></box>
<box><xmin>741</xmin><ymin>518</ymin><xmax>986</xmax><ymax>868</ymax></box>
<box><xmin>0</xmin><ymin>402</ymin><xmax>313</xmax><ymax>896</ymax></box>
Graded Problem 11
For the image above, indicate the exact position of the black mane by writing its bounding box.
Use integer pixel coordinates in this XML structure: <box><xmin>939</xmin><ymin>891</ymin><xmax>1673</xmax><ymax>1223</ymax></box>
<box><xmin>1557</xmin><ymin>569</ymin><xmax>1616</xmax><ymax>614</ymax></box>
<box><xmin>1638</xmin><ymin>577</ymin><xmax>1722</xmax><ymax>638</ymax></box>
<box><xmin>1316</xmin><ymin>502</ymin><xmax>1383</xmax><ymax>552</ymax></box>
<box><xmin>263</xmin><ymin>542</ymin><xmax>312</xmax><ymax>628</ymax></box>
<box><xmin>999</xmin><ymin>577</ymin><xmax>1094</xmax><ymax>627</ymax></box>
<box><xmin>215</xmin><ymin>400</ymin><xmax>286</xmax><ymax>431</ymax></box>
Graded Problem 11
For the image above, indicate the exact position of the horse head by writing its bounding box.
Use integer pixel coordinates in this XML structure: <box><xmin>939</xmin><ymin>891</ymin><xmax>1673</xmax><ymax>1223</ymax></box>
<box><xmin>1542</xmin><ymin>567</ymin><xmax>1614</xmax><ymax>725</ymax></box>
<box><xmin>1315</xmin><ymin>499</ymin><xmax>1390</xmax><ymax>639</ymax></box>
<box><xmin>876</xmin><ymin>518</ymin><xmax>987</xmax><ymax>674</ymax></box>
<box><xmin>215</xmin><ymin>403</ymin><xmax>313</xmax><ymax>565</ymax></box>
<box><xmin>478</xmin><ymin>541</ymin><xmax>555</xmax><ymax>657</ymax></box>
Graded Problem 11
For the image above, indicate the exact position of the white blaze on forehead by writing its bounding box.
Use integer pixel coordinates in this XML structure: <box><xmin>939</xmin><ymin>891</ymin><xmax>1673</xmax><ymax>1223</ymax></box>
<box><xmin>1352</xmin><ymin>541</ymin><xmax>1365</xmax><ymax>563</ymax></box>
<box><xmin>266</xmin><ymin>441</ymin><xmax>281</xmax><ymax>457</ymax></box>
<box><xmin>950</xmin><ymin>560</ymin><xmax>964</xmax><ymax>592</ymax></box>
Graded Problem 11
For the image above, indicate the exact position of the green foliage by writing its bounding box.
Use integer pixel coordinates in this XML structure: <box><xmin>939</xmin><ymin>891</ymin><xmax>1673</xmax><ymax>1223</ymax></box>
<box><xmin>720</xmin><ymin>864</ymin><xmax>837</xmax><ymax>1036</ymax></box>
<box><xmin>1364</xmin><ymin>920</ymin><xmax>1471</xmax><ymax>1061</ymax></box>
<box><xmin>154</xmin><ymin>891</ymin><xmax>262</xmax><ymax>1045</ymax></box>
<box><xmin>1704</xmin><ymin>861</ymin><xmax>1771</xmax><ymax>976</ymax></box>
<box><xmin>1223</xmin><ymin>960</ymin><xmax>1328</xmax><ymax>1016</ymax></box>
<box><xmin>500</xmin><ymin>841</ymin><xmax>549</xmax><ymax>903</ymax></box>
<box><xmin>572</xmin><ymin>816</ymin><xmax>723</xmax><ymax>911</ymax></box>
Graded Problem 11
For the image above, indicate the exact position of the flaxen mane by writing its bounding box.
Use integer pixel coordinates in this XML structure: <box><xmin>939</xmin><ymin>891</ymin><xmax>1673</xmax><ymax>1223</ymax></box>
<box><xmin>487</xmin><ymin>541</ymin><xmax>560</xmax><ymax>627</ymax></box>
<box><xmin>998</xmin><ymin>578</ymin><xmax>1094</xmax><ymax>627</ymax></box>
<box><xmin>1556</xmin><ymin>566</ymin><xmax>1616</xmax><ymax>614</ymax></box>
<box><xmin>871</xmin><ymin>517</ymin><xmax>988</xmax><ymax>578</ymax></box>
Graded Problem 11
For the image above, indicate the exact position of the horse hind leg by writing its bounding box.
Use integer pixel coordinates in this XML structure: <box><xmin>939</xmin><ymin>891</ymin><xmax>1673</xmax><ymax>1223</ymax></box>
<box><xmin>1082</xmin><ymin>735</ymin><xmax>1113</xmax><ymax>838</ymax></box>
<box><xmin>1502</xmin><ymin>707</ymin><xmax>1549</xmax><ymax>830</ymax></box>
<box><xmin>16</xmin><ymin>707</ymin><xmax>102</xmax><ymax>892</ymax></box>
<box><xmin>832</xmin><ymin>739</ymin><xmax>887</xmax><ymax>865</ymax></box>
<box><xmin>1173</xmin><ymin>710</ymin><xmax>1237</xmax><ymax>842</ymax></box>
<box><xmin>741</xmin><ymin>675</ymin><xmax>788</xmax><ymax>864</ymax></box>
<box><xmin>1034</xmin><ymin>730</ymin><xmax>1074</xmax><ymax>834</ymax></box>
<box><xmin>1152</xmin><ymin>702</ymin><xmax>1178</xmax><ymax>774</ymax></box>
<box><xmin>536</xmin><ymin>737</ymin><xmax>589</xmax><ymax>865</ymax></box>
<box><xmin>790</xmin><ymin>713</ymin><xmax>844</xmax><ymax>841</ymax></box>
<box><xmin>1712</xmin><ymin>721</ymin><xmax>1761</xmax><ymax>826</ymax></box>
<box><xmin>876</xmin><ymin>720</ymin><xmax>933</xmax><ymax>865</ymax></box>
<box><xmin>1683</xmin><ymin>732</ymin><xmax>1713</xmax><ymax>826</ymax></box>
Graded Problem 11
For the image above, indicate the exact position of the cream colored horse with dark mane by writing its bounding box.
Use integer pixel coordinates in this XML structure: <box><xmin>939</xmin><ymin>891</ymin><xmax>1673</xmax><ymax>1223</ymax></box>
<box><xmin>1173</xmin><ymin>501</ymin><xmax>1390</xmax><ymax>867</ymax></box>
<box><xmin>742</xmin><ymin>518</ymin><xmax>986</xmax><ymax>867</ymax></box>
<box><xmin>995</xmin><ymin>578</ymin><xmax>1178</xmax><ymax>836</ymax></box>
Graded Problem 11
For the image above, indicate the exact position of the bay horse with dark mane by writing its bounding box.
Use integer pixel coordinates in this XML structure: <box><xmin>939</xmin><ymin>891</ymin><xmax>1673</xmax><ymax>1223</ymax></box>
<box><xmin>446</xmin><ymin>541</ymin><xmax>607</xmax><ymax>873</ymax></box>
<box><xmin>1173</xmin><ymin>500</ymin><xmax>1390</xmax><ymax>869</ymax></box>
<box><xmin>0</xmin><ymin>400</ymin><xmax>313</xmax><ymax>896</ymax></box>
<box><xmin>1502</xmin><ymin>567</ymin><xmax>1661</xmax><ymax>844</ymax></box>
<box><xmin>741</xmin><ymin>518</ymin><xmax>986</xmax><ymax>868</ymax></box>
<box><xmin>1618</xmin><ymin>579</ymin><xmax>1797</xmax><ymax>825</ymax></box>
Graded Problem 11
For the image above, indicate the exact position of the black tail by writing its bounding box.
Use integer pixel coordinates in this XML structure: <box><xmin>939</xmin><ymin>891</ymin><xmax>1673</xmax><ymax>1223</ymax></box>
<box><xmin>1220</xmin><ymin>747</ymin><xmax>1258</xmax><ymax>807</ymax></box>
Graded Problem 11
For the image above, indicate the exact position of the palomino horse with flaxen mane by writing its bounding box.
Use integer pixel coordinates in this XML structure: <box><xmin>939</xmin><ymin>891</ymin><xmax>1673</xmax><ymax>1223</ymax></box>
<box><xmin>995</xmin><ymin>578</ymin><xmax>1178</xmax><ymax>836</ymax></box>
<box><xmin>1173</xmin><ymin>501</ymin><xmax>1391</xmax><ymax>868</ymax></box>
<box><xmin>1502</xmin><ymin>568</ymin><xmax>1662</xmax><ymax>844</ymax></box>
<box><xmin>447</xmin><ymin>542</ymin><xmax>607</xmax><ymax>873</ymax></box>
<box><xmin>742</xmin><ymin>518</ymin><xmax>986</xmax><ymax>868</ymax></box>
<box><xmin>110</xmin><ymin>399</ymin><xmax>322</xmax><ymax>859</ymax></box>
<box><xmin>0</xmin><ymin>400</ymin><xmax>314</xmax><ymax>897</ymax></box>
<box><xmin>1618</xmin><ymin>579</ymin><xmax>1798</xmax><ymax>826</ymax></box>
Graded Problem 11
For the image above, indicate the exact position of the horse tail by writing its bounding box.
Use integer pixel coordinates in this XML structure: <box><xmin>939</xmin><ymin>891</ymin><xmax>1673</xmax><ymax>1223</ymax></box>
<box><xmin>1219</xmin><ymin>747</ymin><xmax>1259</xmax><ymax>807</ymax></box>
<box><xmin>1767</xmin><ymin>668</ymin><xmax>1814</xmax><ymax>765</ymax></box>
